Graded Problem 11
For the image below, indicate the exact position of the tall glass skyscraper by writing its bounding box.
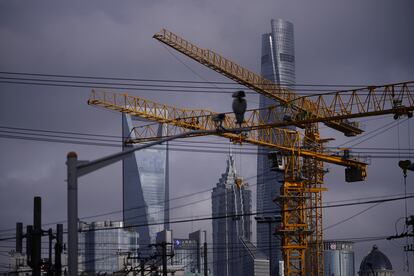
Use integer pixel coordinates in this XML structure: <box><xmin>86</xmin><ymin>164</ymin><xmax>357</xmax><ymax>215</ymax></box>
<box><xmin>212</xmin><ymin>155</ymin><xmax>252</xmax><ymax>276</ymax></box>
<box><xmin>257</xmin><ymin>18</ymin><xmax>295</xmax><ymax>274</ymax></box>
<box><xmin>122</xmin><ymin>114</ymin><xmax>169</xmax><ymax>252</ymax></box>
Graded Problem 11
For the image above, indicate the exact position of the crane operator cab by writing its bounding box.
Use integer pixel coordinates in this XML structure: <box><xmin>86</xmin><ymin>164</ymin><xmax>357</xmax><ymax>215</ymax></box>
<box><xmin>339</xmin><ymin>148</ymin><xmax>367</xmax><ymax>182</ymax></box>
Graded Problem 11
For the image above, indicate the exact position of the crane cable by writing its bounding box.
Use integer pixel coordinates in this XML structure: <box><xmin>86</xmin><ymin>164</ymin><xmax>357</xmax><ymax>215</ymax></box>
<box><xmin>405</xmin><ymin>119</ymin><xmax>411</xmax><ymax>272</ymax></box>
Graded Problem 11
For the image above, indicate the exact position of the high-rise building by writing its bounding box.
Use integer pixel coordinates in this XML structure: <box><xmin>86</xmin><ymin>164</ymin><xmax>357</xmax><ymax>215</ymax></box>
<box><xmin>78</xmin><ymin>221</ymin><xmax>139</xmax><ymax>274</ymax></box>
<box><xmin>257</xmin><ymin>18</ymin><xmax>295</xmax><ymax>274</ymax></box>
<box><xmin>122</xmin><ymin>114</ymin><xmax>169</xmax><ymax>252</ymax></box>
<box><xmin>212</xmin><ymin>155</ymin><xmax>252</xmax><ymax>276</ymax></box>
<box><xmin>323</xmin><ymin>240</ymin><xmax>355</xmax><ymax>276</ymax></box>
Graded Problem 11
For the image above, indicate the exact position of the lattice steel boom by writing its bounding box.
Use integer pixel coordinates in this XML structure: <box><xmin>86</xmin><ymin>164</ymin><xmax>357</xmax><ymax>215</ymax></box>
<box><xmin>87</xmin><ymin>28</ymin><xmax>414</xmax><ymax>276</ymax></box>
<box><xmin>88</xmin><ymin>90</ymin><xmax>366</xmax><ymax>168</ymax></box>
<box><xmin>149</xmin><ymin>28</ymin><xmax>413</xmax><ymax>275</ymax></box>
<box><xmin>153</xmin><ymin>29</ymin><xmax>414</xmax><ymax>136</ymax></box>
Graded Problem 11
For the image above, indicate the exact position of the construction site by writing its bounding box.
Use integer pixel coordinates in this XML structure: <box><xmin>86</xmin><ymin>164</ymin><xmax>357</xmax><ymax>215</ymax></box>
<box><xmin>0</xmin><ymin>1</ymin><xmax>413</xmax><ymax>276</ymax></box>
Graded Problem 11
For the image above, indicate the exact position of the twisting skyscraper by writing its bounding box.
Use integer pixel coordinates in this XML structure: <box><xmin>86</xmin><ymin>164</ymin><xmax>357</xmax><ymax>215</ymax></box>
<box><xmin>257</xmin><ymin>19</ymin><xmax>295</xmax><ymax>274</ymax></box>
<box><xmin>122</xmin><ymin>114</ymin><xmax>169</xmax><ymax>253</ymax></box>
<box><xmin>212</xmin><ymin>154</ymin><xmax>252</xmax><ymax>276</ymax></box>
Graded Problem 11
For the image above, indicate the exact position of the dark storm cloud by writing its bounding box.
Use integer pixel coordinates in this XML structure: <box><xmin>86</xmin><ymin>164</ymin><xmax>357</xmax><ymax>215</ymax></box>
<box><xmin>1</xmin><ymin>0</ymin><xmax>413</xmax><ymax>274</ymax></box>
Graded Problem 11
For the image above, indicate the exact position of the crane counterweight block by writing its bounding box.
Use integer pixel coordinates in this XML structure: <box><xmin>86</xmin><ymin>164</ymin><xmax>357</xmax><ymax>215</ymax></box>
<box><xmin>345</xmin><ymin>167</ymin><xmax>367</xmax><ymax>182</ymax></box>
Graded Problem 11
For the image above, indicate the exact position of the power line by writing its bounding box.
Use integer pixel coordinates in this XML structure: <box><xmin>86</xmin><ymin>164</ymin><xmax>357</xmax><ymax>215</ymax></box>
<box><xmin>1</xmin><ymin>79</ymin><xmax>402</xmax><ymax>97</ymax></box>
<box><xmin>335</xmin><ymin>119</ymin><xmax>403</xmax><ymax>148</ymax></box>
<box><xmin>348</xmin><ymin>119</ymin><xmax>409</xmax><ymax>148</ymax></box>
<box><xmin>1</xmin><ymin>71</ymin><xmax>406</xmax><ymax>88</ymax></box>
<box><xmin>0</xmin><ymin>170</ymin><xmax>268</xmax><ymax>234</ymax></box>
<box><xmin>1</xmin><ymin>193</ymin><xmax>412</xmax><ymax>239</ymax></box>
<box><xmin>2</xmin><ymin>132</ymin><xmax>414</xmax><ymax>159</ymax></box>
<box><xmin>0</xmin><ymin>76</ymin><xmax>411</xmax><ymax>96</ymax></box>
<box><xmin>323</xmin><ymin>202</ymin><xmax>382</xmax><ymax>231</ymax></box>
<box><xmin>77</xmin><ymin>195</ymin><xmax>414</xmax><ymax>233</ymax></box>
<box><xmin>0</xmin><ymin>126</ymin><xmax>121</xmax><ymax>139</ymax></box>
<box><xmin>1</xmin><ymin>124</ymin><xmax>413</xmax><ymax>152</ymax></box>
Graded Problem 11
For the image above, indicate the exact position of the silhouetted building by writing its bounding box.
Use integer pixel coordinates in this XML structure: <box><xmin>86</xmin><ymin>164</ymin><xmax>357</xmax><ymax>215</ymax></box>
<box><xmin>358</xmin><ymin>245</ymin><xmax>394</xmax><ymax>276</ymax></box>
<box><xmin>257</xmin><ymin>18</ymin><xmax>295</xmax><ymax>274</ymax></box>
<box><xmin>323</xmin><ymin>240</ymin><xmax>355</xmax><ymax>276</ymax></box>
<box><xmin>212</xmin><ymin>155</ymin><xmax>252</xmax><ymax>276</ymax></box>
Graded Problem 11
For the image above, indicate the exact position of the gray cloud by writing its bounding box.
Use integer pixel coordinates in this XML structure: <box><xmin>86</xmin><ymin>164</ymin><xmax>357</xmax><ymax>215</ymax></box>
<box><xmin>1</xmin><ymin>0</ymin><xmax>413</xmax><ymax>274</ymax></box>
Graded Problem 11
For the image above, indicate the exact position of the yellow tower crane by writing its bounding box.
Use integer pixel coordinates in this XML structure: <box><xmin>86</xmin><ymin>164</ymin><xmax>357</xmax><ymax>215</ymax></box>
<box><xmin>88</xmin><ymin>81</ymin><xmax>412</xmax><ymax>275</ymax></box>
<box><xmin>88</xmin><ymin>89</ymin><xmax>364</xmax><ymax>275</ymax></box>
<box><xmin>150</xmin><ymin>28</ymin><xmax>413</xmax><ymax>275</ymax></box>
<box><xmin>88</xmin><ymin>29</ymin><xmax>414</xmax><ymax>275</ymax></box>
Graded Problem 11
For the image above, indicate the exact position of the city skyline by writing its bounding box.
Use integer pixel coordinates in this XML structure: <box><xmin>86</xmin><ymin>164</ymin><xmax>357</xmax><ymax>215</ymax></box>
<box><xmin>0</xmin><ymin>1</ymin><xmax>413</xmax><ymax>275</ymax></box>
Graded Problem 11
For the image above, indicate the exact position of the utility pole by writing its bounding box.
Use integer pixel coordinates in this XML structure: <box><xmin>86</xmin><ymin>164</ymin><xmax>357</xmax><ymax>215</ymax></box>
<box><xmin>387</xmin><ymin>215</ymin><xmax>414</xmax><ymax>250</ymax></box>
<box><xmin>26</xmin><ymin>225</ymin><xmax>33</xmax><ymax>268</ymax></box>
<box><xmin>67</xmin><ymin>152</ymin><xmax>78</xmax><ymax>276</ymax></box>
<box><xmin>140</xmin><ymin>258</ymin><xmax>145</xmax><ymax>276</ymax></box>
<box><xmin>16</xmin><ymin>222</ymin><xmax>23</xmax><ymax>254</ymax></box>
<box><xmin>161</xmin><ymin>242</ymin><xmax>168</xmax><ymax>276</ymax></box>
<box><xmin>47</xmin><ymin>228</ymin><xmax>53</xmax><ymax>275</ymax></box>
<box><xmin>55</xmin><ymin>224</ymin><xmax>63</xmax><ymax>276</ymax></box>
<box><xmin>16</xmin><ymin>199</ymin><xmax>63</xmax><ymax>276</ymax></box>
<box><xmin>32</xmin><ymin>196</ymin><xmax>42</xmax><ymax>276</ymax></box>
<box><xmin>204</xmin><ymin>231</ymin><xmax>208</xmax><ymax>276</ymax></box>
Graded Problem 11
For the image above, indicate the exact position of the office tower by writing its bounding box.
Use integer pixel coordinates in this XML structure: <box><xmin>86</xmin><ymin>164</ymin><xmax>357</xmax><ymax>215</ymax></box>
<box><xmin>78</xmin><ymin>221</ymin><xmax>139</xmax><ymax>274</ymax></box>
<box><xmin>122</xmin><ymin>114</ymin><xmax>169</xmax><ymax>251</ymax></box>
<box><xmin>212</xmin><ymin>155</ymin><xmax>252</xmax><ymax>276</ymax></box>
<box><xmin>323</xmin><ymin>240</ymin><xmax>355</xmax><ymax>276</ymax></box>
<box><xmin>358</xmin><ymin>245</ymin><xmax>394</xmax><ymax>276</ymax></box>
<box><xmin>257</xmin><ymin>18</ymin><xmax>295</xmax><ymax>274</ymax></box>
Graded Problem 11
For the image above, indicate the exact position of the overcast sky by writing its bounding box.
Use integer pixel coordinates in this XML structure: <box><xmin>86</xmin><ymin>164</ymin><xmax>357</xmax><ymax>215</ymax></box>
<box><xmin>0</xmin><ymin>0</ymin><xmax>413</xmax><ymax>274</ymax></box>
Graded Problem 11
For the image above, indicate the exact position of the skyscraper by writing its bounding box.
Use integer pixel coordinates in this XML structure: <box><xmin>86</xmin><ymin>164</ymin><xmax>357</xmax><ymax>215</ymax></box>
<box><xmin>212</xmin><ymin>155</ymin><xmax>252</xmax><ymax>276</ymax></box>
<box><xmin>122</xmin><ymin>114</ymin><xmax>169</xmax><ymax>252</ymax></box>
<box><xmin>257</xmin><ymin>19</ymin><xmax>295</xmax><ymax>274</ymax></box>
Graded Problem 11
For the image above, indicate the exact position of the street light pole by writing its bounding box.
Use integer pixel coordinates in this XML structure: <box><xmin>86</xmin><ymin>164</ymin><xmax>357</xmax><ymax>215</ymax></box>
<box><xmin>67</xmin><ymin>152</ymin><xmax>78</xmax><ymax>276</ymax></box>
<box><xmin>203</xmin><ymin>230</ymin><xmax>208</xmax><ymax>276</ymax></box>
